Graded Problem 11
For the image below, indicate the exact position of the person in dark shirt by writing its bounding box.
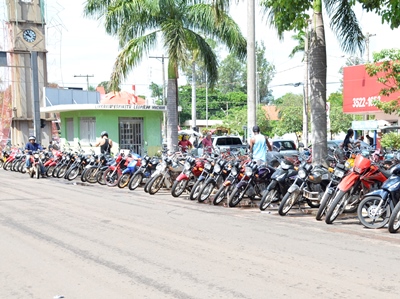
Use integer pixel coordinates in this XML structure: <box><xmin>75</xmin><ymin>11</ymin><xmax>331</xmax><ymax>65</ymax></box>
<box><xmin>342</xmin><ymin>129</ymin><xmax>360</xmax><ymax>157</ymax></box>
<box><xmin>25</xmin><ymin>136</ymin><xmax>45</xmax><ymax>177</ymax></box>
<box><xmin>96</xmin><ymin>131</ymin><xmax>113</xmax><ymax>155</ymax></box>
<box><xmin>366</xmin><ymin>134</ymin><xmax>374</xmax><ymax>146</ymax></box>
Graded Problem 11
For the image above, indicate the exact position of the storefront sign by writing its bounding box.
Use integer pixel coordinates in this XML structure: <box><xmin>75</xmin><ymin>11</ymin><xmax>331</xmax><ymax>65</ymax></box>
<box><xmin>95</xmin><ymin>104</ymin><xmax>166</xmax><ymax>110</ymax></box>
<box><xmin>352</xmin><ymin>120</ymin><xmax>379</xmax><ymax>130</ymax></box>
<box><xmin>343</xmin><ymin>64</ymin><xmax>400</xmax><ymax>114</ymax></box>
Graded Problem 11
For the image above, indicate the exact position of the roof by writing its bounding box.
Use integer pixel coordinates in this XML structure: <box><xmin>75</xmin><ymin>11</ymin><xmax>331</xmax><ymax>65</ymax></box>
<box><xmin>262</xmin><ymin>105</ymin><xmax>280</xmax><ymax>121</ymax></box>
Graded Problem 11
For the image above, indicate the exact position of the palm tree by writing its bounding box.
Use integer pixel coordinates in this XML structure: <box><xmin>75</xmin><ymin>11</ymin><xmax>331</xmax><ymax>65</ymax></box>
<box><xmin>84</xmin><ymin>0</ymin><xmax>246</xmax><ymax>151</ymax></box>
<box><xmin>261</xmin><ymin>0</ymin><xmax>365</xmax><ymax>164</ymax></box>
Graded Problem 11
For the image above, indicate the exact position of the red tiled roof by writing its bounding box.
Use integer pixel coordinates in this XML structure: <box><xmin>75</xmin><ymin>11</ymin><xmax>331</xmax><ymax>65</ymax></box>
<box><xmin>262</xmin><ymin>105</ymin><xmax>280</xmax><ymax>121</ymax></box>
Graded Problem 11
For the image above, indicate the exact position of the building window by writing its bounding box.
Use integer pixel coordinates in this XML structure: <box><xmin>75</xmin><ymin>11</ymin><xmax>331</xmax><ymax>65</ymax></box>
<box><xmin>66</xmin><ymin>118</ymin><xmax>74</xmax><ymax>142</ymax></box>
<box><xmin>80</xmin><ymin>117</ymin><xmax>96</xmax><ymax>143</ymax></box>
<box><xmin>119</xmin><ymin>117</ymin><xmax>143</xmax><ymax>154</ymax></box>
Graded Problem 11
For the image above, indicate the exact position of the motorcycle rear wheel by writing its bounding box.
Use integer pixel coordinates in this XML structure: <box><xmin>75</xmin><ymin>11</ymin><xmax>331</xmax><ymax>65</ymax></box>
<box><xmin>96</xmin><ymin>170</ymin><xmax>106</xmax><ymax>185</ymax></box>
<box><xmin>56</xmin><ymin>165</ymin><xmax>68</xmax><ymax>178</ymax></box>
<box><xmin>148</xmin><ymin>174</ymin><xmax>164</xmax><ymax>195</ymax></box>
<box><xmin>357</xmin><ymin>196</ymin><xmax>390</xmax><ymax>229</ymax></box>
<box><xmin>171</xmin><ymin>179</ymin><xmax>188</xmax><ymax>197</ymax></box>
<box><xmin>278</xmin><ymin>191</ymin><xmax>300</xmax><ymax>216</ymax></box>
<box><xmin>259</xmin><ymin>189</ymin><xmax>279</xmax><ymax>211</ymax></box>
<box><xmin>228</xmin><ymin>185</ymin><xmax>246</xmax><ymax>207</ymax></box>
<box><xmin>388</xmin><ymin>202</ymin><xmax>400</xmax><ymax>233</ymax></box>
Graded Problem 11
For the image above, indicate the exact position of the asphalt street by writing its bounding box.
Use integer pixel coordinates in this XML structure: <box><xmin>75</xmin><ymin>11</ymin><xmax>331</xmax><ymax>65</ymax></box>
<box><xmin>0</xmin><ymin>169</ymin><xmax>399</xmax><ymax>299</ymax></box>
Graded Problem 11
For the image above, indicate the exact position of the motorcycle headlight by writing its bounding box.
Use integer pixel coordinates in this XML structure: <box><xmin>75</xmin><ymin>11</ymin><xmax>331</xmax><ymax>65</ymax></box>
<box><xmin>231</xmin><ymin>167</ymin><xmax>238</xmax><ymax>176</ymax></box>
<box><xmin>298</xmin><ymin>169</ymin><xmax>307</xmax><ymax>179</ymax></box>
<box><xmin>34</xmin><ymin>153</ymin><xmax>39</xmax><ymax>159</ymax></box>
<box><xmin>90</xmin><ymin>157</ymin><xmax>95</xmax><ymax>163</ymax></box>
<box><xmin>334</xmin><ymin>168</ymin><xmax>345</xmax><ymax>178</ymax></box>
<box><xmin>245</xmin><ymin>166</ymin><xmax>253</xmax><ymax>176</ymax></box>
<box><xmin>156</xmin><ymin>164</ymin><xmax>163</xmax><ymax>170</ymax></box>
<box><xmin>214</xmin><ymin>164</ymin><xmax>221</xmax><ymax>173</ymax></box>
<box><xmin>204</xmin><ymin>163</ymin><xmax>212</xmax><ymax>170</ymax></box>
<box><xmin>76</xmin><ymin>158</ymin><xmax>81</xmax><ymax>163</ymax></box>
<box><xmin>344</xmin><ymin>161</ymin><xmax>351</xmax><ymax>169</ymax></box>
<box><xmin>184</xmin><ymin>161</ymin><xmax>191</xmax><ymax>170</ymax></box>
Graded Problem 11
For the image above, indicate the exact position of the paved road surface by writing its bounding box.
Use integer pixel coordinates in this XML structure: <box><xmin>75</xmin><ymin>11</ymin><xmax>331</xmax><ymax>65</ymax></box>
<box><xmin>0</xmin><ymin>170</ymin><xmax>399</xmax><ymax>299</ymax></box>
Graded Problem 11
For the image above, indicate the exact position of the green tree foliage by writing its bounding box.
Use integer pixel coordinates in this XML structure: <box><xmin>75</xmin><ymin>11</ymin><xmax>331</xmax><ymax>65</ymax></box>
<box><xmin>218</xmin><ymin>53</ymin><xmax>246</xmax><ymax>93</ymax></box>
<box><xmin>273</xmin><ymin>93</ymin><xmax>303</xmax><ymax>136</ymax></box>
<box><xmin>358</xmin><ymin>0</ymin><xmax>400</xmax><ymax>29</ymax></box>
<box><xmin>327</xmin><ymin>92</ymin><xmax>353</xmax><ymax>139</ymax></box>
<box><xmin>84</xmin><ymin>0</ymin><xmax>246</xmax><ymax>151</ymax></box>
<box><xmin>365</xmin><ymin>48</ymin><xmax>400</xmax><ymax>114</ymax></box>
<box><xmin>149</xmin><ymin>82</ymin><xmax>163</xmax><ymax>104</ymax></box>
<box><xmin>381</xmin><ymin>132</ymin><xmax>400</xmax><ymax>150</ymax></box>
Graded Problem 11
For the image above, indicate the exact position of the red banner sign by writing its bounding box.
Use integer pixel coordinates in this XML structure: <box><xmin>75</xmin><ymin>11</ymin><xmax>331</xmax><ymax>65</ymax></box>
<box><xmin>343</xmin><ymin>64</ymin><xmax>400</xmax><ymax>113</ymax></box>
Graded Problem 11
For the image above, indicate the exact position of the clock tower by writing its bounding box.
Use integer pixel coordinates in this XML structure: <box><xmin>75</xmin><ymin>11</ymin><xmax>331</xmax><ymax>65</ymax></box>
<box><xmin>6</xmin><ymin>0</ymin><xmax>48</xmax><ymax>145</ymax></box>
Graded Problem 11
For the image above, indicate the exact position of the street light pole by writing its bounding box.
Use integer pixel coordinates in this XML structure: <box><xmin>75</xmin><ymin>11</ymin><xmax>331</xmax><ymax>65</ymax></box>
<box><xmin>74</xmin><ymin>74</ymin><xmax>94</xmax><ymax>90</ymax></box>
<box><xmin>247</xmin><ymin>0</ymin><xmax>256</xmax><ymax>140</ymax></box>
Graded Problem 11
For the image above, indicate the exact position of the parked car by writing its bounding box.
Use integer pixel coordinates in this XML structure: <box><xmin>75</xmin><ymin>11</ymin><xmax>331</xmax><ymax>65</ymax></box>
<box><xmin>194</xmin><ymin>136</ymin><xmax>247</xmax><ymax>156</ymax></box>
<box><xmin>327</xmin><ymin>139</ymin><xmax>371</xmax><ymax>150</ymax></box>
<box><xmin>271</xmin><ymin>139</ymin><xmax>299</xmax><ymax>157</ymax></box>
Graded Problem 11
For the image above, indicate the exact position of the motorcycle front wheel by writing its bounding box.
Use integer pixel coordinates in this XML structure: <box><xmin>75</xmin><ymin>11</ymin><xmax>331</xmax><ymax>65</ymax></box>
<box><xmin>388</xmin><ymin>202</ymin><xmax>400</xmax><ymax>233</ymax></box>
<box><xmin>357</xmin><ymin>196</ymin><xmax>390</xmax><ymax>229</ymax></box>
<box><xmin>128</xmin><ymin>173</ymin><xmax>143</xmax><ymax>191</ymax></box>
<box><xmin>228</xmin><ymin>185</ymin><xmax>246</xmax><ymax>207</ymax></box>
<box><xmin>278</xmin><ymin>191</ymin><xmax>300</xmax><ymax>216</ymax></box>
<box><xmin>148</xmin><ymin>174</ymin><xmax>164</xmax><ymax>195</ymax></box>
<box><xmin>316</xmin><ymin>188</ymin><xmax>337</xmax><ymax>221</ymax></box>
<box><xmin>103</xmin><ymin>169</ymin><xmax>120</xmax><ymax>187</ymax></box>
<box><xmin>259</xmin><ymin>189</ymin><xmax>279</xmax><ymax>211</ymax></box>
<box><xmin>171</xmin><ymin>179</ymin><xmax>188</xmax><ymax>197</ymax></box>
<box><xmin>213</xmin><ymin>185</ymin><xmax>230</xmax><ymax>206</ymax></box>
<box><xmin>189</xmin><ymin>180</ymin><xmax>203</xmax><ymax>201</ymax></box>
<box><xmin>325</xmin><ymin>190</ymin><xmax>348</xmax><ymax>224</ymax></box>
<box><xmin>118</xmin><ymin>173</ymin><xmax>131</xmax><ymax>188</ymax></box>
<box><xmin>66</xmin><ymin>166</ymin><xmax>80</xmax><ymax>181</ymax></box>
<box><xmin>197</xmin><ymin>181</ymin><xmax>215</xmax><ymax>203</ymax></box>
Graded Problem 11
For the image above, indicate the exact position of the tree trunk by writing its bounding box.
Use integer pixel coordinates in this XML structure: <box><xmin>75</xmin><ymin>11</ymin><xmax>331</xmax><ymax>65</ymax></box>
<box><xmin>309</xmin><ymin>5</ymin><xmax>327</xmax><ymax>165</ymax></box>
<box><xmin>166</xmin><ymin>62</ymin><xmax>179</xmax><ymax>152</ymax></box>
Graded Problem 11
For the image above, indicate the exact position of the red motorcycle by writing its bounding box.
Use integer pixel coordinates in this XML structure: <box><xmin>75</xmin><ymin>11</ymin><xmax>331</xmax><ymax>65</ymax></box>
<box><xmin>325</xmin><ymin>153</ymin><xmax>389</xmax><ymax>224</ymax></box>
<box><xmin>171</xmin><ymin>155</ymin><xmax>204</xmax><ymax>197</ymax></box>
<box><xmin>102</xmin><ymin>152</ymin><xmax>133</xmax><ymax>187</ymax></box>
<box><xmin>43</xmin><ymin>149</ymin><xmax>63</xmax><ymax>176</ymax></box>
<box><xmin>2</xmin><ymin>147</ymin><xmax>22</xmax><ymax>171</ymax></box>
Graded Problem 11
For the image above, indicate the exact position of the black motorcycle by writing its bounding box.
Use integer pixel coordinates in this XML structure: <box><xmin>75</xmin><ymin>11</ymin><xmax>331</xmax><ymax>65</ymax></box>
<box><xmin>357</xmin><ymin>163</ymin><xmax>400</xmax><ymax>229</ymax></box>
<box><xmin>259</xmin><ymin>159</ymin><xmax>297</xmax><ymax>211</ymax></box>
<box><xmin>228</xmin><ymin>161</ymin><xmax>275</xmax><ymax>207</ymax></box>
<box><xmin>212</xmin><ymin>160</ymin><xmax>243</xmax><ymax>206</ymax></box>
<box><xmin>278</xmin><ymin>162</ymin><xmax>329</xmax><ymax>216</ymax></box>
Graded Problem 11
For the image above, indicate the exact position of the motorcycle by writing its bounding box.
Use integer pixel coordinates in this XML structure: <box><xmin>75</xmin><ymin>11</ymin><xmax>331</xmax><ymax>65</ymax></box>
<box><xmin>259</xmin><ymin>159</ymin><xmax>297</xmax><ymax>211</ymax></box>
<box><xmin>117</xmin><ymin>153</ymin><xmax>141</xmax><ymax>188</ymax></box>
<box><xmin>146</xmin><ymin>154</ymin><xmax>185</xmax><ymax>195</ymax></box>
<box><xmin>357</xmin><ymin>163</ymin><xmax>400</xmax><ymax>229</ymax></box>
<box><xmin>27</xmin><ymin>150</ymin><xmax>45</xmax><ymax>179</ymax></box>
<box><xmin>189</xmin><ymin>157</ymin><xmax>217</xmax><ymax>201</ymax></box>
<box><xmin>325</xmin><ymin>153</ymin><xmax>389</xmax><ymax>224</ymax></box>
<box><xmin>103</xmin><ymin>151</ymin><xmax>133</xmax><ymax>187</ymax></box>
<box><xmin>228</xmin><ymin>161</ymin><xmax>275</xmax><ymax>208</ymax></box>
<box><xmin>278</xmin><ymin>162</ymin><xmax>330</xmax><ymax>216</ymax></box>
<box><xmin>171</xmin><ymin>155</ymin><xmax>204</xmax><ymax>197</ymax></box>
<box><xmin>212</xmin><ymin>159</ymin><xmax>245</xmax><ymax>206</ymax></box>
<box><xmin>128</xmin><ymin>155</ymin><xmax>159</xmax><ymax>191</ymax></box>
<box><xmin>197</xmin><ymin>158</ymin><xmax>229</xmax><ymax>203</ymax></box>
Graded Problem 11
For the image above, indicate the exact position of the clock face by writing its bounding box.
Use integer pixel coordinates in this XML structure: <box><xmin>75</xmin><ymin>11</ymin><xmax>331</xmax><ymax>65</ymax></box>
<box><xmin>23</xmin><ymin>29</ymin><xmax>36</xmax><ymax>43</ymax></box>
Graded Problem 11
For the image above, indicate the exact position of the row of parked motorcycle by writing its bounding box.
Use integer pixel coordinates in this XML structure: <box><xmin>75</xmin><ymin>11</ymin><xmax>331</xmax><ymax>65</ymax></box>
<box><xmin>2</xmin><ymin>141</ymin><xmax>400</xmax><ymax>234</ymax></box>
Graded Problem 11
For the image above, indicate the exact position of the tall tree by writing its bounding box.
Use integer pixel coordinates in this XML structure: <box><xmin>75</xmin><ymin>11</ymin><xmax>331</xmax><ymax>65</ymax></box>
<box><xmin>261</xmin><ymin>0</ymin><xmax>365</xmax><ymax>164</ymax></box>
<box><xmin>84</xmin><ymin>0</ymin><xmax>246</xmax><ymax>151</ymax></box>
<box><xmin>273</xmin><ymin>93</ymin><xmax>303</xmax><ymax>136</ymax></box>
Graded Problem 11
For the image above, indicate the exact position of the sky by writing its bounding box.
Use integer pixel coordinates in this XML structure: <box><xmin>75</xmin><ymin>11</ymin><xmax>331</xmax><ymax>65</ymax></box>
<box><xmin>13</xmin><ymin>0</ymin><xmax>400</xmax><ymax>99</ymax></box>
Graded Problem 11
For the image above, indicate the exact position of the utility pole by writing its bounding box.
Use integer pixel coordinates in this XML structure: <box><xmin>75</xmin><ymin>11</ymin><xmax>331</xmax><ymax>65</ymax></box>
<box><xmin>303</xmin><ymin>20</ymin><xmax>311</xmax><ymax>147</ymax></box>
<box><xmin>364</xmin><ymin>32</ymin><xmax>376</xmax><ymax>132</ymax></box>
<box><xmin>247</xmin><ymin>0</ymin><xmax>256</xmax><ymax>140</ymax></box>
<box><xmin>149</xmin><ymin>55</ymin><xmax>168</xmax><ymax>142</ymax></box>
<box><xmin>74</xmin><ymin>74</ymin><xmax>94</xmax><ymax>90</ymax></box>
